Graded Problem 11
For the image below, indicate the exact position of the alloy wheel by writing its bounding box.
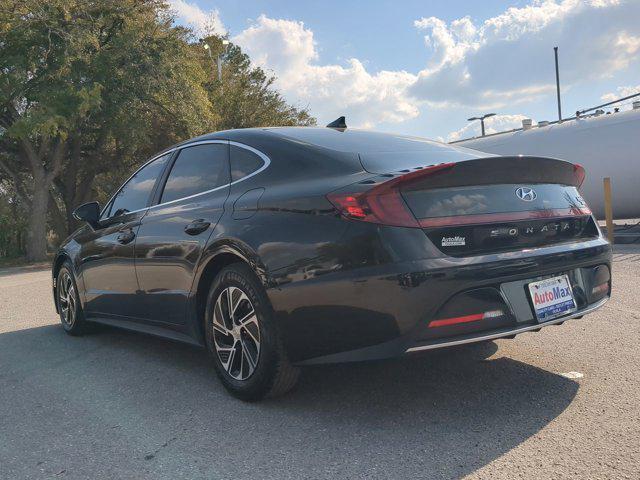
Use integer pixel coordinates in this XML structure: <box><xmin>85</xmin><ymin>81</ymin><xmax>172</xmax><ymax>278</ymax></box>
<box><xmin>212</xmin><ymin>286</ymin><xmax>261</xmax><ymax>381</ymax></box>
<box><xmin>58</xmin><ymin>271</ymin><xmax>76</xmax><ymax>327</ymax></box>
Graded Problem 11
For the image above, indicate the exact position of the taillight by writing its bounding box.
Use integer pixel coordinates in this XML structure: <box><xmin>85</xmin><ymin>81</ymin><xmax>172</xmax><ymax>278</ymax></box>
<box><xmin>327</xmin><ymin>189</ymin><xmax>419</xmax><ymax>227</ymax></box>
<box><xmin>327</xmin><ymin>163</ymin><xmax>455</xmax><ymax>228</ymax></box>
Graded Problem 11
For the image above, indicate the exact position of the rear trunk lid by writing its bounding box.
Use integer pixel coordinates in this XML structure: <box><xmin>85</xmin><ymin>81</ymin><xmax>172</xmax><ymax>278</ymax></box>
<box><xmin>395</xmin><ymin>156</ymin><xmax>597</xmax><ymax>256</ymax></box>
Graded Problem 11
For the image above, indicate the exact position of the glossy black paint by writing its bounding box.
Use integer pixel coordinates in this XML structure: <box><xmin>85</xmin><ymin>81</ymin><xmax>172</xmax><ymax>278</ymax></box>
<box><xmin>78</xmin><ymin>209</ymin><xmax>146</xmax><ymax>319</ymax></box>
<box><xmin>54</xmin><ymin>128</ymin><xmax>612</xmax><ymax>364</ymax></box>
<box><xmin>72</xmin><ymin>201</ymin><xmax>100</xmax><ymax>228</ymax></box>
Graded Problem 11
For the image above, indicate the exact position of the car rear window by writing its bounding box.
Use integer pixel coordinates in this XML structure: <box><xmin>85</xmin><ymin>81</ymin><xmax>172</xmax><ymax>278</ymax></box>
<box><xmin>230</xmin><ymin>145</ymin><xmax>265</xmax><ymax>182</ymax></box>
<box><xmin>403</xmin><ymin>184</ymin><xmax>587</xmax><ymax>219</ymax></box>
<box><xmin>269</xmin><ymin>128</ymin><xmax>484</xmax><ymax>173</ymax></box>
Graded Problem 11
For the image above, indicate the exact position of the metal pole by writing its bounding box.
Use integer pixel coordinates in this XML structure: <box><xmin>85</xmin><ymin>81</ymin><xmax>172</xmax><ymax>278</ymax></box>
<box><xmin>577</xmin><ymin>91</ymin><xmax>640</xmax><ymax>116</ymax></box>
<box><xmin>480</xmin><ymin>119</ymin><xmax>486</xmax><ymax>136</ymax></box>
<box><xmin>203</xmin><ymin>45</ymin><xmax>215</xmax><ymax>80</ymax></box>
<box><xmin>217</xmin><ymin>56</ymin><xmax>222</xmax><ymax>82</ymax></box>
<box><xmin>603</xmin><ymin>177</ymin><xmax>614</xmax><ymax>244</ymax></box>
<box><xmin>554</xmin><ymin>47</ymin><xmax>562</xmax><ymax>122</ymax></box>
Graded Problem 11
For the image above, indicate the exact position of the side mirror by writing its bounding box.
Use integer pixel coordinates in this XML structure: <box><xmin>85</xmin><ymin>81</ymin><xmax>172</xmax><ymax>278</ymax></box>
<box><xmin>72</xmin><ymin>201</ymin><xmax>101</xmax><ymax>228</ymax></box>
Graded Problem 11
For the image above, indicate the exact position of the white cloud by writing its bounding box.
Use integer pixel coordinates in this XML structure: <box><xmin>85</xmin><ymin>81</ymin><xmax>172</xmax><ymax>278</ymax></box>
<box><xmin>166</xmin><ymin>0</ymin><xmax>227</xmax><ymax>37</ymax></box>
<box><xmin>168</xmin><ymin>1</ymin><xmax>640</xmax><ymax>132</ymax></box>
<box><xmin>411</xmin><ymin>0</ymin><xmax>640</xmax><ymax>109</ymax></box>
<box><xmin>601</xmin><ymin>85</ymin><xmax>640</xmax><ymax>102</ymax></box>
<box><xmin>233</xmin><ymin>15</ymin><xmax>418</xmax><ymax>128</ymax></box>
<box><xmin>446</xmin><ymin>114</ymin><xmax>533</xmax><ymax>142</ymax></box>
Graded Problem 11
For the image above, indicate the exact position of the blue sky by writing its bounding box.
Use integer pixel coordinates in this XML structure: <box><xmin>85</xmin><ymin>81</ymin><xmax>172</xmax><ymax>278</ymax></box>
<box><xmin>169</xmin><ymin>0</ymin><xmax>640</xmax><ymax>141</ymax></box>
<box><xmin>196</xmin><ymin>0</ymin><xmax>518</xmax><ymax>71</ymax></box>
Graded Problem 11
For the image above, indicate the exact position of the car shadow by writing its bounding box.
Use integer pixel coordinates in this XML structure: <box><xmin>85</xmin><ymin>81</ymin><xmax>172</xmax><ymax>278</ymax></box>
<box><xmin>0</xmin><ymin>324</ymin><xmax>578</xmax><ymax>480</ymax></box>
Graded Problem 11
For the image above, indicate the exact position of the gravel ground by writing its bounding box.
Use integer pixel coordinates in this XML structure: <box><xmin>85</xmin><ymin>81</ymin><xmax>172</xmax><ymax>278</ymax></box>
<box><xmin>1</xmin><ymin>247</ymin><xmax>639</xmax><ymax>479</ymax></box>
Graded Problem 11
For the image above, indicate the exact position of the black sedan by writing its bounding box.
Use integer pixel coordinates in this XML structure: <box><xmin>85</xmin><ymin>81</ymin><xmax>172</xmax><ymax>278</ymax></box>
<box><xmin>53</xmin><ymin>125</ymin><xmax>612</xmax><ymax>400</ymax></box>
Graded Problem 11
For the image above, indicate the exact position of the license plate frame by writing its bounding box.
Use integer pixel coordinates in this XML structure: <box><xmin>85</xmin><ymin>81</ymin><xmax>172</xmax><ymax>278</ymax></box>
<box><xmin>528</xmin><ymin>274</ymin><xmax>577</xmax><ymax>322</ymax></box>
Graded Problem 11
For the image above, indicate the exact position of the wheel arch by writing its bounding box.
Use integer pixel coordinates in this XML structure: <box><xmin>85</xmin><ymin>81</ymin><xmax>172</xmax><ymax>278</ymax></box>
<box><xmin>192</xmin><ymin>241</ymin><xmax>269</xmax><ymax>342</ymax></box>
<box><xmin>52</xmin><ymin>252</ymin><xmax>71</xmax><ymax>314</ymax></box>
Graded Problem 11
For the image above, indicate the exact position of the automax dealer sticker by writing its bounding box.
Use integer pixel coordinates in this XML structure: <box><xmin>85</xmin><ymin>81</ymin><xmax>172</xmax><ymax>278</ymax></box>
<box><xmin>441</xmin><ymin>236</ymin><xmax>466</xmax><ymax>247</ymax></box>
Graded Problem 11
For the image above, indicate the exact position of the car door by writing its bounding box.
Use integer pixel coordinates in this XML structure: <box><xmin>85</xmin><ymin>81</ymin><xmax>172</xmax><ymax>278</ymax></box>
<box><xmin>134</xmin><ymin>141</ymin><xmax>230</xmax><ymax>325</ymax></box>
<box><xmin>79</xmin><ymin>153</ymin><xmax>171</xmax><ymax>319</ymax></box>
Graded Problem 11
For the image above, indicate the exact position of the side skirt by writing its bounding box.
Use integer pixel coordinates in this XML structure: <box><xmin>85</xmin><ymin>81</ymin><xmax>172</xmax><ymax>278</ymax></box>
<box><xmin>87</xmin><ymin>315</ymin><xmax>204</xmax><ymax>347</ymax></box>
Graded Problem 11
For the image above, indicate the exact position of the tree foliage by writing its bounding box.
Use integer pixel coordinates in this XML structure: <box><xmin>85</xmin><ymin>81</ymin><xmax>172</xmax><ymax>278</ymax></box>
<box><xmin>0</xmin><ymin>0</ymin><xmax>315</xmax><ymax>260</ymax></box>
<box><xmin>201</xmin><ymin>39</ymin><xmax>315</xmax><ymax>130</ymax></box>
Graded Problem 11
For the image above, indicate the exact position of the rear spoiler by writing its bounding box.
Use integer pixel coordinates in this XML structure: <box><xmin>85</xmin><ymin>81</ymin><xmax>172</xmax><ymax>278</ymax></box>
<box><xmin>399</xmin><ymin>156</ymin><xmax>585</xmax><ymax>191</ymax></box>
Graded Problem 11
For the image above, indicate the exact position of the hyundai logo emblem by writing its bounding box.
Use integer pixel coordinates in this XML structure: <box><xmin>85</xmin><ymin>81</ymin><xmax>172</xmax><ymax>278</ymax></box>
<box><xmin>515</xmin><ymin>187</ymin><xmax>537</xmax><ymax>201</ymax></box>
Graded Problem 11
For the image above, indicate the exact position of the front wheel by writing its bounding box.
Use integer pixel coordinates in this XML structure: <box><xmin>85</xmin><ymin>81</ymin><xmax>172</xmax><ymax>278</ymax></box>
<box><xmin>56</xmin><ymin>263</ymin><xmax>87</xmax><ymax>336</ymax></box>
<box><xmin>204</xmin><ymin>263</ymin><xmax>300</xmax><ymax>401</ymax></box>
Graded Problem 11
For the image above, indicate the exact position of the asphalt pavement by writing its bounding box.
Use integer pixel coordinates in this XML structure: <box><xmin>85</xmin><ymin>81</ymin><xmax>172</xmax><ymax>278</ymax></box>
<box><xmin>1</xmin><ymin>247</ymin><xmax>639</xmax><ymax>479</ymax></box>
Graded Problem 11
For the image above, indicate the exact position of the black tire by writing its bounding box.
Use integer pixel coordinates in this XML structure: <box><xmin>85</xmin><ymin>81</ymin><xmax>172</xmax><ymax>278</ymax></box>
<box><xmin>204</xmin><ymin>263</ymin><xmax>300</xmax><ymax>401</ymax></box>
<box><xmin>56</xmin><ymin>262</ymin><xmax>87</xmax><ymax>336</ymax></box>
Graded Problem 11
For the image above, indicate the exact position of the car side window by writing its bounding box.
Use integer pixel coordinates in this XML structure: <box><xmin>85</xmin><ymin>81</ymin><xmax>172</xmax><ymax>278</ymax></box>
<box><xmin>107</xmin><ymin>153</ymin><xmax>170</xmax><ymax>218</ymax></box>
<box><xmin>160</xmin><ymin>143</ymin><xmax>229</xmax><ymax>203</ymax></box>
<box><xmin>230</xmin><ymin>145</ymin><xmax>265</xmax><ymax>182</ymax></box>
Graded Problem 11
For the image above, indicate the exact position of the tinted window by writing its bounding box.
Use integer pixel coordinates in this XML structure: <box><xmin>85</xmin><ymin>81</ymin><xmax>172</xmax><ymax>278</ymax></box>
<box><xmin>109</xmin><ymin>153</ymin><xmax>170</xmax><ymax>217</ymax></box>
<box><xmin>402</xmin><ymin>184</ymin><xmax>584</xmax><ymax>219</ymax></box>
<box><xmin>269</xmin><ymin>127</ymin><xmax>482</xmax><ymax>154</ymax></box>
<box><xmin>161</xmin><ymin>144</ymin><xmax>229</xmax><ymax>203</ymax></box>
<box><xmin>230</xmin><ymin>145</ymin><xmax>264</xmax><ymax>181</ymax></box>
<box><xmin>268</xmin><ymin>128</ymin><xmax>483</xmax><ymax>173</ymax></box>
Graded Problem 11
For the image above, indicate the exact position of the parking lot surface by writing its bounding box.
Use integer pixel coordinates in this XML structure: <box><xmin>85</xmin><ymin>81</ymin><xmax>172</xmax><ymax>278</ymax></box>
<box><xmin>1</xmin><ymin>247</ymin><xmax>639</xmax><ymax>479</ymax></box>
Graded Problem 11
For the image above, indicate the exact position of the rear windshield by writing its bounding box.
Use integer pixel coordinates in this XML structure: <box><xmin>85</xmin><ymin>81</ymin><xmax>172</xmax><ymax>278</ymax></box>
<box><xmin>402</xmin><ymin>184</ymin><xmax>586</xmax><ymax>220</ymax></box>
<box><xmin>269</xmin><ymin>128</ymin><xmax>485</xmax><ymax>173</ymax></box>
<box><xmin>359</xmin><ymin>150</ymin><xmax>482</xmax><ymax>174</ymax></box>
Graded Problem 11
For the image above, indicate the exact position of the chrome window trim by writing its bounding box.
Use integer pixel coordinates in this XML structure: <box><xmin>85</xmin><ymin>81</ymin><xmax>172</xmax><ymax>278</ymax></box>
<box><xmin>100</xmin><ymin>139</ymin><xmax>271</xmax><ymax>218</ymax></box>
<box><xmin>149</xmin><ymin>140</ymin><xmax>270</xmax><ymax>211</ymax></box>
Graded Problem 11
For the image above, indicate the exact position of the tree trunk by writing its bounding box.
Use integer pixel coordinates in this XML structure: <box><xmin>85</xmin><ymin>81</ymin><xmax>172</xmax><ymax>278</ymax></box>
<box><xmin>48</xmin><ymin>190</ymin><xmax>68</xmax><ymax>245</ymax></box>
<box><xmin>25</xmin><ymin>184</ymin><xmax>50</xmax><ymax>262</ymax></box>
<box><xmin>17</xmin><ymin>136</ymin><xmax>66</xmax><ymax>262</ymax></box>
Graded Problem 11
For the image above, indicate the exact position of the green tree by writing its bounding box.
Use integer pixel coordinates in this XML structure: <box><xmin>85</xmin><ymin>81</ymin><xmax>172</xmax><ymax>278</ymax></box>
<box><xmin>0</xmin><ymin>0</ymin><xmax>215</xmax><ymax>259</ymax></box>
<box><xmin>0</xmin><ymin>1</ymin><xmax>316</xmax><ymax>260</ymax></box>
<box><xmin>48</xmin><ymin>4</ymin><xmax>219</xmax><ymax>238</ymax></box>
<box><xmin>0</xmin><ymin>181</ymin><xmax>27</xmax><ymax>257</ymax></box>
<box><xmin>200</xmin><ymin>38</ymin><xmax>315</xmax><ymax>130</ymax></box>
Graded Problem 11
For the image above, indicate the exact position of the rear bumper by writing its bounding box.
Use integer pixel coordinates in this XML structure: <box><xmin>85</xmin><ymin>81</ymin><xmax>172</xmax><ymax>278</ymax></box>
<box><xmin>297</xmin><ymin>296</ymin><xmax>609</xmax><ymax>366</ymax></box>
<box><xmin>405</xmin><ymin>296</ymin><xmax>608</xmax><ymax>354</ymax></box>
<box><xmin>274</xmin><ymin>237</ymin><xmax>612</xmax><ymax>365</ymax></box>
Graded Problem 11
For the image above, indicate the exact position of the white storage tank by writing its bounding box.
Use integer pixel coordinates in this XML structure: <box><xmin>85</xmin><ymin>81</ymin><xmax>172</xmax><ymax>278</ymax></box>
<box><xmin>453</xmin><ymin>108</ymin><xmax>640</xmax><ymax>219</ymax></box>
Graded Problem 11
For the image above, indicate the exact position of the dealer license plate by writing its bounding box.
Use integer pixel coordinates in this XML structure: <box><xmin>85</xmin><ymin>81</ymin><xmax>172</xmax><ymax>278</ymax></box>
<box><xmin>528</xmin><ymin>275</ymin><xmax>577</xmax><ymax>322</ymax></box>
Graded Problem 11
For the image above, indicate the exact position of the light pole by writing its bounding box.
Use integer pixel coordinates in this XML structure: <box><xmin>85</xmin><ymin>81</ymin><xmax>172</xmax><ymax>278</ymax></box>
<box><xmin>203</xmin><ymin>39</ymin><xmax>230</xmax><ymax>82</ymax></box>
<box><xmin>467</xmin><ymin>113</ymin><xmax>496</xmax><ymax>137</ymax></box>
<box><xmin>554</xmin><ymin>46</ymin><xmax>562</xmax><ymax>122</ymax></box>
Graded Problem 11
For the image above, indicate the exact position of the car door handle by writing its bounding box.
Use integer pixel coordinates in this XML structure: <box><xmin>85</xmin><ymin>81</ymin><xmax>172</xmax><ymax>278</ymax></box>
<box><xmin>184</xmin><ymin>219</ymin><xmax>211</xmax><ymax>235</ymax></box>
<box><xmin>116</xmin><ymin>229</ymin><xmax>136</xmax><ymax>244</ymax></box>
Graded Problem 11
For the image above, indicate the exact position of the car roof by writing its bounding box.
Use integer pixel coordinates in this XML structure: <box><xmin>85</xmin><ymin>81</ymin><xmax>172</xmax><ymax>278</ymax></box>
<box><xmin>261</xmin><ymin>127</ymin><xmax>448</xmax><ymax>153</ymax></box>
<box><xmin>150</xmin><ymin>127</ymin><xmax>489</xmax><ymax>177</ymax></box>
<box><xmin>184</xmin><ymin>127</ymin><xmax>479</xmax><ymax>155</ymax></box>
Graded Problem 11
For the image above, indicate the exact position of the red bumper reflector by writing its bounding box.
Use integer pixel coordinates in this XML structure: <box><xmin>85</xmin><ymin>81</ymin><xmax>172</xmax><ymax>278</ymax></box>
<box><xmin>591</xmin><ymin>282</ymin><xmax>609</xmax><ymax>296</ymax></box>
<box><xmin>429</xmin><ymin>310</ymin><xmax>504</xmax><ymax>328</ymax></box>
